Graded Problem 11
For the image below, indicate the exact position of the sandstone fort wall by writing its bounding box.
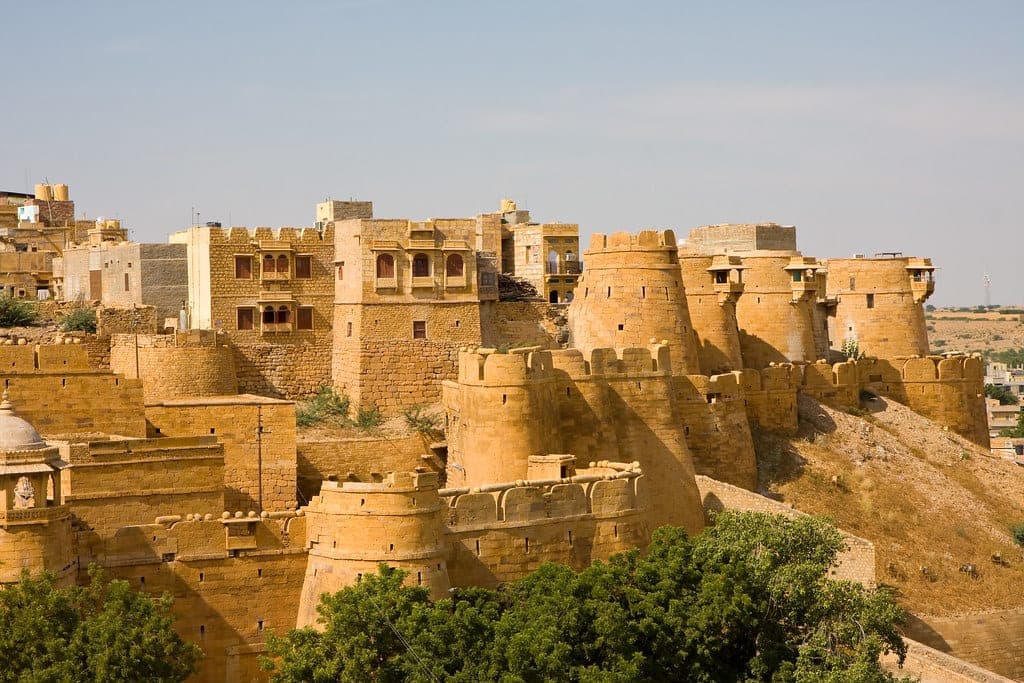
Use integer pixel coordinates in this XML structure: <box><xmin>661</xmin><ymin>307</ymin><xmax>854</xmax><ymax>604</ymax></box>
<box><xmin>57</xmin><ymin>436</ymin><xmax>224</xmax><ymax>536</ymax></box>
<box><xmin>695</xmin><ymin>475</ymin><xmax>876</xmax><ymax>587</ymax></box>
<box><xmin>144</xmin><ymin>398</ymin><xmax>297</xmax><ymax>512</ymax></box>
<box><xmin>83</xmin><ymin>513</ymin><xmax>308</xmax><ymax>682</ymax></box>
<box><xmin>0</xmin><ymin>345</ymin><xmax>146</xmax><ymax>438</ymax></box>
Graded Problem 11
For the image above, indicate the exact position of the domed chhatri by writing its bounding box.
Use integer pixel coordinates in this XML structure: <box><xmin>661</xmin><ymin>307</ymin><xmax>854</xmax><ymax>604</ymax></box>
<box><xmin>0</xmin><ymin>390</ymin><xmax>47</xmax><ymax>453</ymax></box>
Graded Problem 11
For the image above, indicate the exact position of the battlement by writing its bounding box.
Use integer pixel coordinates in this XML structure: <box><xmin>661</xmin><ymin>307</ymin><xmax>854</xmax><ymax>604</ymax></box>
<box><xmin>180</xmin><ymin>225</ymin><xmax>332</xmax><ymax>245</ymax></box>
<box><xmin>676</xmin><ymin>371</ymin><xmax>745</xmax><ymax>401</ymax></box>
<box><xmin>92</xmin><ymin>510</ymin><xmax>307</xmax><ymax>567</ymax></box>
<box><xmin>456</xmin><ymin>345</ymin><xmax>675</xmax><ymax>385</ymax></box>
<box><xmin>0</xmin><ymin>344</ymin><xmax>90</xmax><ymax>373</ymax></box>
<box><xmin>456</xmin><ymin>346</ymin><xmax>555</xmax><ymax>385</ymax></box>
<box><xmin>550</xmin><ymin>345</ymin><xmax>674</xmax><ymax>378</ymax></box>
<box><xmin>587</xmin><ymin>229</ymin><xmax>677</xmax><ymax>253</ymax></box>
<box><xmin>440</xmin><ymin>467</ymin><xmax>645</xmax><ymax>529</ymax></box>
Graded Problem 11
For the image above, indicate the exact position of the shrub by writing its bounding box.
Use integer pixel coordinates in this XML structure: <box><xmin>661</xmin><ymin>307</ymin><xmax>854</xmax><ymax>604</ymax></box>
<box><xmin>356</xmin><ymin>404</ymin><xmax>382</xmax><ymax>429</ymax></box>
<box><xmin>294</xmin><ymin>386</ymin><xmax>351</xmax><ymax>427</ymax></box>
<box><xmin>841</xmin><ymin>337</ymin><xmax>864</xmax><ymax>360</ymax></box>
<box><xmin>1012</xmin><ymin>522</ymin><xmax>1024</xmax><ymax>547</ymax></box>
<box><xmin>403</xmin><ymin>404</ymin><xmax>442</xmax><ymax>436</ymax></box>
<box><xmin>0</xmin><ymin>296</ymin><xmax>38</xmax><ymax>327</ymax></box>
<box><xmin>60</xmin><ymin>307</ymin><xmax>97</xmax><ymax>333</ymax></box>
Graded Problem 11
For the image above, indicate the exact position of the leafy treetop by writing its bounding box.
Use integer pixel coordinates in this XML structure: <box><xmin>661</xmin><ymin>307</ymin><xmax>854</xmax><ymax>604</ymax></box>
<box><xmin>263</xmin><ymin>511</ymin><xmax>909</xmax><ymax>682</ymax></box>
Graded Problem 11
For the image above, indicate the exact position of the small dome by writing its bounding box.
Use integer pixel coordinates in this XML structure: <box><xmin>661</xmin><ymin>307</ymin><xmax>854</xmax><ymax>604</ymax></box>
<box><xmin>0</xmin><ymin>391</ymin><xmax>46</xmax><ymax>452</ymax></box>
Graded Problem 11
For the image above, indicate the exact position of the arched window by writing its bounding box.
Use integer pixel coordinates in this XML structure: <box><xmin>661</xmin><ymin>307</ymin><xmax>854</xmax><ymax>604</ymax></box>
<box><xmin>262</xmin><ymin>306</ymin><xmax>276</xmax><ymax>324</ymax></box>
<box><xmin>446</xmin><ymin>253</ymin><xmax>464</xmax><ymax>277</ymax></box>
<box><xmin>376</xmin><ymin>254</ymin><xmax>395</xmax><ymax>278</ymax></box>
<box><xmin>277</xmin><ymin>306</ymin><xmax>290</xmax><ymax>324</ymax></box>
<box><xmin>263</xmin><ymin>254</ymin><xmax>275</xmax><ymax>273</ymax></box>
<box><xmin>412</xmin><ymin>253</ymin><xmax>430</xmax><ymax>277</ymax></box>
<box><xmin>547</xmin><ymin>250</ymin><xmax>559</xmax><ymax>274</ymax></box>
<box><xmin>277</xmin><ymin>254</ymin><xmax>289</xmax><ymax>274</ymax></box>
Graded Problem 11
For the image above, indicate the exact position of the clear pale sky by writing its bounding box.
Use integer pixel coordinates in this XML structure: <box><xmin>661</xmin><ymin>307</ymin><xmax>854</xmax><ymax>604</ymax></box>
<box><xmin>2</xmin><ymin>1</ymin><xmax>1021</xmax><ymax>306</ymax></box>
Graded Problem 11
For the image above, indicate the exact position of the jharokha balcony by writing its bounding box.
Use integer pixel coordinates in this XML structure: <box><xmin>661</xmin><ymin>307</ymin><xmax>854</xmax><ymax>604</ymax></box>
<box><xmin>546</xmin><ymin>261</ymin><xmax>582</xmax><ymax>276</ymax></box>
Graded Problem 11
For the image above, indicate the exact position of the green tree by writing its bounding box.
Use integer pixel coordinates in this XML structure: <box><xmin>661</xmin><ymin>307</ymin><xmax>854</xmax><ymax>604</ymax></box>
<box><xmin>264</xmin><ymin>512</ymin><xmax>909</xmax><ymax>682</ymax></box>
<box><xmin>0</xmin><ymin>566</ymin><xmax>202</xmax><ymax>682</ymax></box>
<box><xmin>985</xmin><ymin>384</ymin><xmax>1019</xmax><ymax>405</ymax></box>
<box><xmin>999</xmin><ymin>410</ymin><xmax>1024</xmax><ymax>438</ymax></box>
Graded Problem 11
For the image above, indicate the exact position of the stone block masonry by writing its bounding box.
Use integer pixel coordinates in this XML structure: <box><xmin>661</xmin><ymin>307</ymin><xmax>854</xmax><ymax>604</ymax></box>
<box><xmin>144</xmin><ymin>397</ymin><xmax>297</xmax><ymax>512</ymax></box>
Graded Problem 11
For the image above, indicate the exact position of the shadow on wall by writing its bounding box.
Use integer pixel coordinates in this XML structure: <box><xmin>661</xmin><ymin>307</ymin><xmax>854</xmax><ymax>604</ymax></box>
<box><xmin>739</xmin><ymin>329</ymin><xmax>792</xmax><ymax>368</ymax></box>
<box><xmin>903</xmin><ymin>613</ymin><xmax>953</xmax><ymax>654</ymax></box>
<box><xmin>698</xmin><ymin>338</ymin><xmax>737</xmax><ymax>376</ymax></box>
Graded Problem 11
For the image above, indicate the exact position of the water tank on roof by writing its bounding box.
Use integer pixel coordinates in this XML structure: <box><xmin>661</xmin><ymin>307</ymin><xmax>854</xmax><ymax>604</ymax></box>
<box><xmin>34</xmin><ymin>184</ymin><xmax>52</xmax><ymax>201</ymax></box>
<box><xmin>52</xmin><ymin>184</ymin><xmax>69</xmax><ymax>201</ymax></box>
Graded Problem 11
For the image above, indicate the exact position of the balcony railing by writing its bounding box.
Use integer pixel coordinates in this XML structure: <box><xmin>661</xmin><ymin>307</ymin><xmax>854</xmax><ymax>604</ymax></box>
<box><xmin>545</xmin><ymin>262</ymin><xmax>582</xmax><ymax>275</ymax></box>
<box><xmin>375</xmin><ymin>276</ymin><xmax>398</xmax><ymax>290</ymax></box>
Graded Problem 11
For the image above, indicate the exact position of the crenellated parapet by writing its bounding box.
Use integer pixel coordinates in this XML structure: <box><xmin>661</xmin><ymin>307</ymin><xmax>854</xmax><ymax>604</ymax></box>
<box><xmin>737</xmin><ymin>364</ymin><xmax>802</xmax><ymax>433</ymax></box>
<box><xmin>204</xmin><ymin>225</ymin><xmax>333</xmax><ymax>246</ymax></box>
<box><xmin>456</xmin><ymin>346</ymin><xmax>556</xmax><ymax>385</ymax></box>
<box><xmin>0</xmin><ymin>343</ymin><xmax>90</xmax><ymax>373</ymax></box>
<box><xmin>439</xmin><ymin>462</ymin><xmax>645</xmax><ymax>529</ymax></box>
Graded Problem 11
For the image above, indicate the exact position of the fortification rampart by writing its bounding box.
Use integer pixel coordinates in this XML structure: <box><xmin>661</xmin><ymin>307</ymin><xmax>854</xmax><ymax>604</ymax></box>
<box><xmin>81</xmin><ymin>511</ymin><xmax>308</xmax><ymax>683</ymax></box>
<box><xmin>737</xmin><ymin>364</ymin><xmax>802</xmax><ymax>433</ymax></box>
<box><xmin>675</xmin><ymin>372</ymin><xmax>758</xmax><ymax>489</ymax></box>
<box><xmin>297</xmin><ymin>467</ymin><xmax>649</xmax><ymax>626</ymax></box>
<box><xmin>110</xmin><ymin>333</ymin><xmax>238</xmax><ymax>402</ymax></box>
<box><xmin>441</xmin><ymin>467</ymin><xmax>649</xmax><ymax>588</ymax></box>
<box><xmin>57</xmin><ymin>436</ymin><xmax>225</xmax><ymax>536</ymax></box>
<box><xmin>0</xmin><ymin>344</ymin><xmax>146</xmax><ymax>438</ymax></box>
<box><xmin>859</xmin><ymin>355</ymin><xmax>988</xmax><ymax>446</ymax></box>
<box><xmin>446</xmin><ymin>345</ymin><xmax>704</xmax><ymax>532</ymax></box>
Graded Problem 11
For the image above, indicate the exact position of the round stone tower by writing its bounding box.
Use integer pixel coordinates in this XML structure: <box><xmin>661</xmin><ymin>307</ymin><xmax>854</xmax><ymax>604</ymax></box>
<box><xmin>0</xmin><ymin>392</ymin><xmax>75</xmax><ymax>585</ymax></box>
<box><xmin>823</xmin><ymin>256</ymin><xmax>933</xmax><ymax>359</ymax></box>
<box><xmin>297</xmin><ymin>470</ymin><xmax>449</xmax><ymax>628</ymax></box>
<box><xmin>444</xmin><ymin>348</ymin><xmax>560</xmax><ymax>488</ymax></box>
<box><xmin>568</xmin><ymin>230</ymin><xmax>701</xmax><ymax>375</ymax></box>
<box><xmin>678</xmin><ymin>252</ymin><xmax>745</xmax><ymax>374</ymax></box>
<box><xmin>733</xmin><ymin>253</ymin><xmax>823</xmax><ymax>368</ymax></box>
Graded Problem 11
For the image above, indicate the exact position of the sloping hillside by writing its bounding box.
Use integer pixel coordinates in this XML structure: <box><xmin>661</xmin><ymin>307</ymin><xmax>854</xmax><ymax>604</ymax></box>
<box><xmin>756</xmin><ymin>394</ymin><xmax>1024</xmax><ymax>618</ymax></box>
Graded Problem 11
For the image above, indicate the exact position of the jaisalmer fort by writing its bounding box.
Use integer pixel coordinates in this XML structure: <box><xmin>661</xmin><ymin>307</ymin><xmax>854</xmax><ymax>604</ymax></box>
<box><xmin>1</xmin><ymin>182</ymin><xmax>1021</xmax><ymax>682</ymax></box>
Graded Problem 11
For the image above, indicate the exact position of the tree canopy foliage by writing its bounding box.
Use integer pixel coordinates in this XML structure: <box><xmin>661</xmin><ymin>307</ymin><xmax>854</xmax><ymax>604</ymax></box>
<box><xmin>0</xmin><ymin>566</ymin><xmax>202</xmax><ymax>683</ymax></box>
<box><xmin>263</xmin><ymin>511</ymin><xmax>908</xmax><ymax>682</ymax></box>
<box><xmin>985</xmin><ymin>383</ymin><xmax>1019</xmax><ymax>406</ymax></box>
